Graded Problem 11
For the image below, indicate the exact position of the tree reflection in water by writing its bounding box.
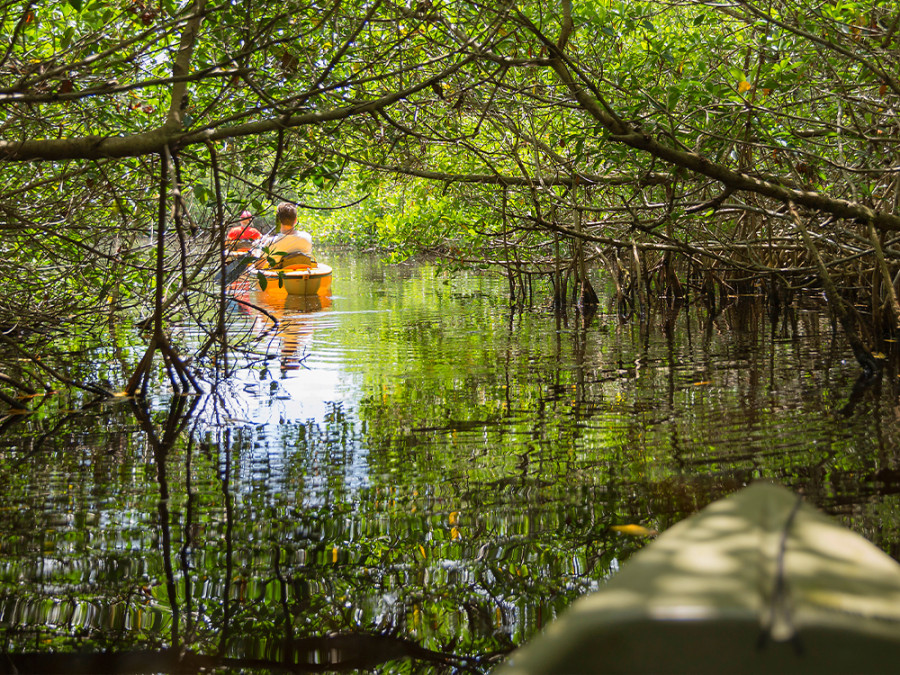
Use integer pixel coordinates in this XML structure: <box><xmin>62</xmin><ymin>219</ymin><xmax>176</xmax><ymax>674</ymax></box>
<box><xmin>3</xmin><ymin>254</ymin><xmax>900</xmax><ymax>673</ymax></box>
<box><xmin>0</xmin><ymin>395</ymin><xmax>491</xmax><ymax>674</ymax></box>
<box><xmin>230</xmin><ymin>276</ymin><xmax>333</xmax><ymax>371</ymax></box>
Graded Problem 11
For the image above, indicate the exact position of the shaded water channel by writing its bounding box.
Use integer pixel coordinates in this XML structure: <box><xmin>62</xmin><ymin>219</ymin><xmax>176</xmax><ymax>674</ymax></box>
<box><xmin>3</xmin><ymin>250</ymin><xmax>900</xmax><ymax>673</ymax></box>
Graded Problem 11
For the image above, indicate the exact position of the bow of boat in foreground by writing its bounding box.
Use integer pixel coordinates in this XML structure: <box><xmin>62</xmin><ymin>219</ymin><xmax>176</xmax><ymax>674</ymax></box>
<box><xmin>497</xmin><ymin>481</ymin><xmax>900</xmax><ymax>674</ymax></box>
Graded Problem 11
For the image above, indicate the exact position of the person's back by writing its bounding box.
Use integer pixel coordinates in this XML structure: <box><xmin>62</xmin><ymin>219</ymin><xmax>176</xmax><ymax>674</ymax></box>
<box><xmin>269</xmin><ymin>230</ymin><xmax>312</xmax><ymax>257</ymax></box>
<box><xmin>264</xmin><ymin>202</ymin><xmax>314</xmax><ymax>267</ymax></box>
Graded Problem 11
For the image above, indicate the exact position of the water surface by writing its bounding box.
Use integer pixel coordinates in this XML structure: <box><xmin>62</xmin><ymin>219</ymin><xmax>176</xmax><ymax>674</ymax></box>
<box><xmin>2</xmin><ymin>251</ymin><xmax>900</xmax><ymax>672</ymax></box>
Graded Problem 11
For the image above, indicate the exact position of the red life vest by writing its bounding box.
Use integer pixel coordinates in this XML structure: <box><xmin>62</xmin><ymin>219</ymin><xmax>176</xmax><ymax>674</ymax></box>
<box><xmin>227</xmin><ymin>225</ymin><xmax>262</xmax><ymax>241</ymax></box>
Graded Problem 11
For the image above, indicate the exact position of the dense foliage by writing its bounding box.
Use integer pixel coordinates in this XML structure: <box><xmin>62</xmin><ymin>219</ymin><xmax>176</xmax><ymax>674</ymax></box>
<box><xmin>1</xmin><ymin>0</ymin><xmax>899</xmax><ymax>392</ymax></box>
<box><xmin>3</xmin><ymin>3</ymin><xmax>900</xmax><ymax>670</ymax></box>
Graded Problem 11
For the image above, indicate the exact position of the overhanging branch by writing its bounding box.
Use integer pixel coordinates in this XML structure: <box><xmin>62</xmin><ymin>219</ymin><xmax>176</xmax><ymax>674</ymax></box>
<box><xmin>0</xmin><ymin>56</ymin><xmax>477</xmax><ymax>162</ymax></box>
<box><xmin>516</xmin><ymin>13</ymin><xmax>900</xmax><ymax>233</ymax></box>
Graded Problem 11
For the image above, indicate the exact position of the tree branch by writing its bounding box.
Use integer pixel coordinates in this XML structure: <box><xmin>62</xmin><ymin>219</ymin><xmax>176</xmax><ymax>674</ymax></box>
<box><xmin>0</xmin><ymin>56</ymin><xmax>477</xmax><ymax>162</ymax></box>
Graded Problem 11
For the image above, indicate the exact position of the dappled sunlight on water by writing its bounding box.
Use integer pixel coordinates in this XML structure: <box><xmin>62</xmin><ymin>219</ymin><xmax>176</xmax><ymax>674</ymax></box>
<box><xmin>3</xmin><ymin>251</ymin><xmax>900</xmax><ymax>672</ymax></box>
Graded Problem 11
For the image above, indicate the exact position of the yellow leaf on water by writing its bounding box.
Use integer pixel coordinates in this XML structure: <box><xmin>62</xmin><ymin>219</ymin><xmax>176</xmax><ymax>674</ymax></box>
<box><xmin>692</xmin><ymin>381</ymin><xmax>712</xmax><ymax>386</ymax></box>
<box><xmin>332</xmin><ymin>546</ymin><xmax>338</xmax><ymax>563</ymax></box>
<box><xmin>738</xmin><ymin>80</ymin><xmax>752</xmax><ymax>93</ymax></box>
<box><xmin>449</xmin><ymin>511</ymin><xmax>459</xmax><ymax>526</ymax></box>
<box><xmin>418</xmin><ymin>544</ymin><xmax>427</xmax><ymax>559</ymax></box>
<box><xmin>451</xmin><ymin>527</ymin><xmax>461</xmax><ymax>540</ymax></box>
<box><xmin>612</xmin><ymin>524</ymin><xmax>658</xmax><ymax>537</ymax></box>
<box><xmin>872</xmin><ymin>352</ymin><xmax>886</xmax><ymax>359</ymax></box>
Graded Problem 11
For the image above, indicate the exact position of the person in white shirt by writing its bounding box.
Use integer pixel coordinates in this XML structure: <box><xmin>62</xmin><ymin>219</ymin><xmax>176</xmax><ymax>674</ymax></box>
<box><xmin>259</xmin><ymin>202</ymin><xmax>314</xmax><ymax>267</ymax></box>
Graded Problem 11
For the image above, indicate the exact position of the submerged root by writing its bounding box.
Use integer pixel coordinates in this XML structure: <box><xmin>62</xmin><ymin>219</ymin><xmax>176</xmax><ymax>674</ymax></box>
<box><xmin>126</xmin><ymin>327</ymin><xmax>201</xmax><ymax>397</ymax></box>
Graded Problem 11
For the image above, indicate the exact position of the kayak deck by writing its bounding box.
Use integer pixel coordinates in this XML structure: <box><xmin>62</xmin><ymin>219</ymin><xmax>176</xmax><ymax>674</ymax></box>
<box><xmin>498</xmin><ymin>482</ymin><xmax>900</xmax><ymax>674</ymax></box>
<box><xmin>254</xmin><ymin>263</ymin><xmax>332</xmax><ymax>296</ymax></box>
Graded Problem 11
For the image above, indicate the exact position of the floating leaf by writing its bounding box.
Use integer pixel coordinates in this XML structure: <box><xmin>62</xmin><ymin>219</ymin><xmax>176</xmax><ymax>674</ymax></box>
<box><xmin>612</xmin><ymin>524</ymin><xmax>658</xmax><ymax>537</ymax></box>
<box><xmin>738</xmin><ymin>80</ymin><xmax>752</xmax><ymax>93</ymax></box>
<box><xmin>449</xmin><ymin>511</ymin><xmax>459</xmax><ymax>526</ymax></box>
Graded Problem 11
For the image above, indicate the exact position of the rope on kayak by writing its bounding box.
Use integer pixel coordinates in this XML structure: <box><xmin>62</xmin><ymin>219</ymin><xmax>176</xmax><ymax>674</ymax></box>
<box><xmin>757</xmin><ymin>493</ymin><xmax>805</xmax><ymax>654</ymax></box>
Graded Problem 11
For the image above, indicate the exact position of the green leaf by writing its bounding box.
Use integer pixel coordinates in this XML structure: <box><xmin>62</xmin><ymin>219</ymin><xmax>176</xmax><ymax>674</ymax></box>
<box><xmin>667</xmin><ymin>85</ymin><xmax>681</xmax><ymax>109</ymax></box>
<box><xmin>194</xmin><ymin>183</ymin><xmax>210</xmax><ymax>204</ymax></box>
<box><xmin>68</xmin><ymin>0</ymin><xmax>83</xmax><ymax>10</ymax></box>
<box><xmin>574</xmin><ymin>137</ymin><xmax>585</xmax><ymax>159</ymax></box>
<box><xmin>61</xmin><ymin>27</ymin><xmax>75</xmax><ymax>48</ymax></box>
<box><xmin>256</xmin><ymin>271</ymin><xmax>267</xmax><ymax>291</ymax></box>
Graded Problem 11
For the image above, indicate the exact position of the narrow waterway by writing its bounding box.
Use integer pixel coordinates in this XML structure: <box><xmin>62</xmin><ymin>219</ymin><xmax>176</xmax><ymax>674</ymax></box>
<box><xmin>2</xmin><ymin>250</ymin><xmax>900</xmax><ymax>672</ymax></box>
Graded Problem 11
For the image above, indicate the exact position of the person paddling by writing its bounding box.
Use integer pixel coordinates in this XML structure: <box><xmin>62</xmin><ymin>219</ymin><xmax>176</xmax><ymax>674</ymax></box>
<box><xmin>258</xmin><ymin>202</ymin><xmax>314</xmax><ymax>268</ymax></box>
<box><xmin>226</xmin><ymin>210</ymin><xmax>262</xmax><ymax>250</ymax></box>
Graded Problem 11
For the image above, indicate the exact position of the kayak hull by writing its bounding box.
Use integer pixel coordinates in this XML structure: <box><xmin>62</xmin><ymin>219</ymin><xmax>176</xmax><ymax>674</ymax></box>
<box><xmin>498</xmin><ymin>482</ymin><xmax>900</xmax><ymax>674</ymax></box>
<box><xmin>254</xmin><ymin>263</ymin><xmax>332</xmax><ymax>296</ymax></box>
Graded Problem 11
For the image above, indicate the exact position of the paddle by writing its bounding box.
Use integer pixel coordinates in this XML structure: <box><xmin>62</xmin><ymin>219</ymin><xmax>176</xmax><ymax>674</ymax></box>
<box><xmin>222</xmin><ymin>222</ymin><xmax>281</xmax><ymax>284</ymax></box>
<box><xmin>222</xmin><ymin>250</ymin><xmax>258</xmax><ymax>284</ymax></box>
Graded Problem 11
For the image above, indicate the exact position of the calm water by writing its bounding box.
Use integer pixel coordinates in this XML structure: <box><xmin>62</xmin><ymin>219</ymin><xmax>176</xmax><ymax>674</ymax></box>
<box><xmin>2</xmin><ymin>250</ymin><xmax>900</xmax><ymax>672</ymax></box>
